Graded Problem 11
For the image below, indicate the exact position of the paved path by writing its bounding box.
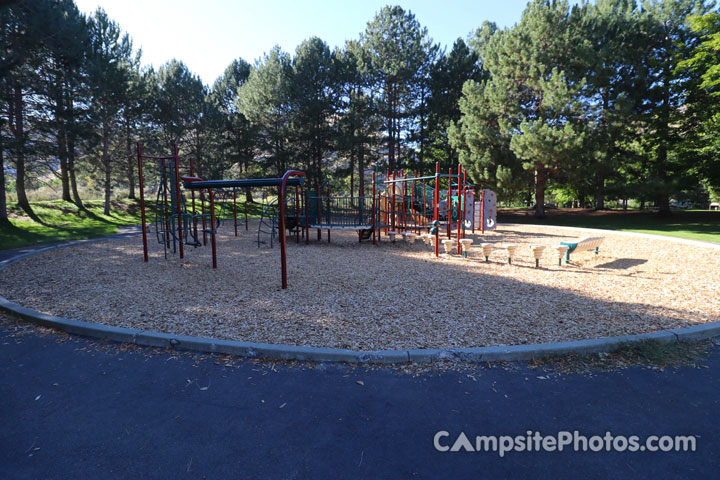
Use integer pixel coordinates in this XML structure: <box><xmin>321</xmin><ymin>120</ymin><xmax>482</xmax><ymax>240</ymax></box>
<box><xmin>1</xmin><ymin>322</ymin><xmax>718</xmax><ymax>479</ymax></box>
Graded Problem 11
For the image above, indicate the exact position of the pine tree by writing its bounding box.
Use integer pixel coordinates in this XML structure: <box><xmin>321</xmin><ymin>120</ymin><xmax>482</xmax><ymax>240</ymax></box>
<box><xmin>676</xmin><ymin>11</ymin><xmax>720</xmax><ymax>193</ymax></box>
<box><xmin>290</xmin><ymin>37</ymin><xmax>339</xmax><ymax>187</ymax></box>
<box><xmin>577</xmin><ymin>0</ymin><xmax>649</xmax><ymax>209</ymax></box>
<box><xmin>237</xmin><ymin>47</ymin><xmax>294</xmax><ymax>176</ymax></box>
<box><xmin>2</xmin><ymin>0</ymin><xmax>51</xmax><ymax>217</ymax></box>
<box><xmin>209</xmin><ymin>58</ymin><xmax>255</xmax><ymax>186</ymax></box>
<box><xmin>360</xmin><ymin>6</ymin><xmax>435</xmax><ymax>171</ymax></box>
<box><xmin>335</xmin><ymin>40</ymin><xmax>382</xmax><ymax>196</ymax></box>
<box><xmin>452</xmin><ymin>1</ymin><xmax>587</xmax><ymax>216</ymax></box>
<box><xmin>640</xmin><ymin>0</ymin><xmax>713</xmax><ymax>215</ymax></box>
<box><xmin>87</xmin><ymin>8</ymin><xmax>134</xmax><ymax>215</ymax></box>
<box><xmin>428</xmin><ymin>37</ymin><xmax>482</xmax><ymax>173</ymax></box>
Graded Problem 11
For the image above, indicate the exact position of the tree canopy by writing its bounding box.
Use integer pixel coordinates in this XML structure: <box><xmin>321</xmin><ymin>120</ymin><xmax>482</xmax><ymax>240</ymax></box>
<box><xmin>1</xmin><ymin>0</ymin><xmax>719</xmax><ymax>220</ymax></box>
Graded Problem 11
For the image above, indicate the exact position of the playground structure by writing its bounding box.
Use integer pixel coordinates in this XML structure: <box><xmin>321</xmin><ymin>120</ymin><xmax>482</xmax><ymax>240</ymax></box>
<box><xmin>136</xmin><ymin>143</ymin><xmax>254</xmax><ymax>261</ymax></box>
<box><xmin>257</xmin><ymin>162</ymin><xmax>498</xmax><ymax>254</ymax></box>
<box><xmin>136</xmin><ymin>143</ymin><xmax>304</xmax><ymax>289</ymax></box>
<box><xmin>136</xmin><ymin>143</ymin><xmax>497</xmax><ymax>288</ymax></box>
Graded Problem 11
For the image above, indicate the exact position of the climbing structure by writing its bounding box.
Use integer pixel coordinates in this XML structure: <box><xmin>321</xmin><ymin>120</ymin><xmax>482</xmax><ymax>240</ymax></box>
<box><xmin>255</xmin><ymin>161</ymin><xmax>495</xmax><ymax>258</ymax></box>
<box><xmin>136</xmin><ymin>142</ymin><xmax>303</xmax><ymax>289</ymax></box>
<box><xmin>376</xmin><ymin>162</ymin><xmax>479</xmax><ymax>256</ymax></box>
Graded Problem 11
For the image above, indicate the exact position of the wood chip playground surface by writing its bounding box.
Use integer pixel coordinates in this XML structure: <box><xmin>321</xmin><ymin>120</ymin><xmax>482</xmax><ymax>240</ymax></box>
<box><xmin>1</xmin><ymin>223</ymin><xmax>718</xmax><ymax>351</ymax></box>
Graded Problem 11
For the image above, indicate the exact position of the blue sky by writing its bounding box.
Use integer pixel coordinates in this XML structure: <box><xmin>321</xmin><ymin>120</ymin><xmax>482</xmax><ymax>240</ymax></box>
<box><xmin>74</xmin><ymin>0</ymin><xmax>582</xmax><ymax>86</ymax></box>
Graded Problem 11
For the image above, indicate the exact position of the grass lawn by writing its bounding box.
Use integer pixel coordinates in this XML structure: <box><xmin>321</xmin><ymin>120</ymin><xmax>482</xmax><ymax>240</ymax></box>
<box><xmin>0</xmin><ymin>198</ymin><xmax>267</xmax><ymax>251</ymax></box>
<box><xmin>499</xmin><ymin>208</ymin><xmax>720</xmax><ymax>243</ymax></box>
<box><xmin>1</xmin><ymin>200</ymin><xmax>142</xmax><ymax>250</ymax></box>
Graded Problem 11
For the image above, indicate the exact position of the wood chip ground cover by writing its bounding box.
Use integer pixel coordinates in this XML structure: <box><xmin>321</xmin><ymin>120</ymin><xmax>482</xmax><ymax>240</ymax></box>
<box><xmin>1</xmin><ymin>223</ymin><xmax>718</xmax><ymax>351</ymax></box>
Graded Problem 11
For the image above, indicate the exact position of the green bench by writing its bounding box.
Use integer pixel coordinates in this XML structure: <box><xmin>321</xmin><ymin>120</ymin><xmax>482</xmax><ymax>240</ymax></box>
<box><xmin>560</xmin><ymin>236</ymin><xmax>604</xmax><ymax>262</ymax></box>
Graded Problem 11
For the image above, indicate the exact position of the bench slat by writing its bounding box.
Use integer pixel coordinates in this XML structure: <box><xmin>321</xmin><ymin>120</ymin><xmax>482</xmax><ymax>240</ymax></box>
<box><xmin>560</xmin><ymin>236</ymin><xmax>604</xmax><ymax>262</ymax></box>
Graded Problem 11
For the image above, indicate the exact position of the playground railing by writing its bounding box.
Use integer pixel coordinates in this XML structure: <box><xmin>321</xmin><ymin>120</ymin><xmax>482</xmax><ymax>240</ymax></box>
<box><xmin>309</xmin><ymin>196</ymin><xmax>375</xmax><ymax>227</ymax></box>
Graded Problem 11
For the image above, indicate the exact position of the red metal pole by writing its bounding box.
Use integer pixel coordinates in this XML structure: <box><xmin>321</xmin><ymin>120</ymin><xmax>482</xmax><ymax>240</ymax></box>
<box><xmin>381</xmin><ymin>194</ymin><xmax>386</xmax><ymax>238</ymax></box>
<box><xmin>190</xmin><ymin>159</ymin><xmax>198</xmax><ymax>242</ymax></box>
<box><xmin>136</xmin><ymin>143</ymin><xmax>149</xmax><ymax>263</ymax></box>
<box><xmin>372</xmin><ymin>171</ymin><xmax>377</xmax><ymax>245</ymax></box>
<box><xmin>304</xmin><ymin>187</ymin><xmax>310</xmax><ymax>245</ymax></box>
<box><xmin>233</xmin><ymin>188</ymin><xmax>238</xmax><ymax>237</ymax></box>
<box><xmin>413</xmin><ymin>170</ymin><xmax>417</xmax><ymax>233</ymax></box>
<box><xmin>201</xmin><ymin>189</ymin><xmax>207</xmax><ymax>245</ymax></box>
<box><xmin>422</xmin><ymin>178</ymin><xmax>427</xmax><ymax>232</ymax></box>
<box><xmin>399</xmin><ymin>170</ymin><xmax>405</xmax><ymax>232</ymax></box>
<box><xmin>402</xmin><ymin>171</ymin><xmax>407</xmax><ymax>232</ymax></box>
<box><xmin>209</xmin><ymin>189</ymin><xmax>217</xmax><ymax>269</ymax></box>
<box><xmin>472</xmin><ymin>187</ymin><xmax>476</xmax><ymax>234</ymax></box>
<box><xmin>279</xmin><ymin>170</ymin><xmax>306</xmax><ymax>289</ymax></box>
<box><xmin>434</xmin><ymin>162</ymin><xmax>439</xmax><ymax>257</ymax></box>
<box><xmin>457</xmin><ymin>163</ymin><xmax>463</xmax><ymax>252</ymax></box>
<box><xmin>385</xmin><ymin>169</ymin><xmax>390</xmax><ymax>235</ymax></box>
<box><xmin>295</xmin><ymin>186</ymin><xmax>300</xmax><ymax>244</ymax></box>
<box><xmin>447</xmin><ymin>167</ymin><xmax>452</xmax><ymax>239</ymax></box>
<box><xmin>162</xmin><ymin>158</ymin><xmax>171</xmax><ymax>249</ymax></box>
<box><xmin>481</xmin><ymin>189</ymin><xmax>486</xmax><ymax>235</ymax></box>
<box><xmin>316</xmin><ymin>182</ymin><xmax>321</xmax><ymax>242</ymax></box>
<box><xmin>391</xmin><ymin>171</ymin><xmax>396</xmax><ymax>242</ymax></box>
<box><xmin>172</xmin><ymin>144</ymin><xmax>184</xmax><ymax>259</ymax></box>
<box><xmin>463</xmin><ymin>169</ymin><xmax>475</xmax><ymax>238</ymax></box>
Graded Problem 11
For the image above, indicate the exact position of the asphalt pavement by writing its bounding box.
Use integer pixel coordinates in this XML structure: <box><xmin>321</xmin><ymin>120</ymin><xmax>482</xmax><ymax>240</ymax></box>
<box><xmin>1</xmin><ymin>320</ymin><xmax>718</xmax><ymax>479</ymax></box>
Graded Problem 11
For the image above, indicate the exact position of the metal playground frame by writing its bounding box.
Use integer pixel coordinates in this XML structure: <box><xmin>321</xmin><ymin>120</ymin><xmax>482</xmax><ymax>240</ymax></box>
<box><xmin>136</xmin><ymin>142</ymin><xmax>496</xmax><ymax>289</ymax></box>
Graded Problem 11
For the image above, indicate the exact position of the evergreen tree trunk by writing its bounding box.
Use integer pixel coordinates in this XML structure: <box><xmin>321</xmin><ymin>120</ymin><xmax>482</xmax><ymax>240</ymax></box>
<box><xmin>534</xmin><ymin>166</ymin><xmax>547</xmax><ymax>218</ymax></box>
<box><xmin>243</xmin><ymin>159</ymin><xmax>253</xmax><ymax>203</ymax></box>
<box><xmin>656</xmin><ymin>66</ymin><xmax>671</xmax><ymax>217</ymax></box>
<box><xmin>595</xmin><ymin>171</ymin><xmax>605</xmax><ymax>210</ymax></box>
<box><xmin>68</xmin><ymin>148</ymin><xmax>82</xmax><ymax>208</ymax></box>
<box><xmin>65</xmin><ymin>81</ymin><xmax>83</xmax><ymax>208</ymax></box>
<box><xmin>657</xmin><ymin>144</ymin><xmax>670</xmax><ymax>216</ymax></box>
<box><xmin>126</xmin><ymin>119</ymin><xmax>135</xmax><ymax>199</ymax></box>
<box><xmin>396</xmin><ymin>121</ymin><xmax>402</xmax><ymax>168</ymax></box>
<box><xmin>58</xmin><ymin>140</ymin><xmax>71</xmax><ymax>202</ymax></box>
<box><xmin>102</xmin><ymin>118</ymin><xmax>111</xmax><ymax>215</ymax></box>
<box><xmin>9</xmin><ymin>85</ymin><xmax>31</xmax><ymax>215</ymax></box>
<box><xmin>386</xmin><ymin>80</ymin><xmax>395</xmax><ymax>171</ymax></box>
<box><xmin>55</xmin><ymin>80</ymin><xmax>71</xmax><ymax>202</ymax></box>
<box><xmin>595</xmin><ymin>94</ymin><xmax>609</xmax><ymax>211</ymax></box>
<box><xmin>0</xmin><ymin>128</ymin><xmax>7</xmax><ymax>222</ymax></box>
<box><xmin>358</xmin><ymin>146</ymin><xmax>365</xmax><ymax>197</ymax></box>
<box><xmin>349</xmin><ymin>143</ymin><xmax>355</xmax><ymax>197</ymax></box>
<box><xmin>527</xmin><ymin>177</ymin><xmax>533</xmax><ymax>208</ymax></box>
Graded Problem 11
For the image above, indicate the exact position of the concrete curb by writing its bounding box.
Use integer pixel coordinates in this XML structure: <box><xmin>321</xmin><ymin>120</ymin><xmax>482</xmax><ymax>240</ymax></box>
<box><xmin>1</xmin><ymin>226</ymin><xmax>718</xmax><ymax>364</ymax></box>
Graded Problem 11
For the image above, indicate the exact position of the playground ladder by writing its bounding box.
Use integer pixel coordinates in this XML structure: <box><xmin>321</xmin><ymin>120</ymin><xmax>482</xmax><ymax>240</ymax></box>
<box><xmin>257</xmin><ymin>198</ymin><xmax>278</xmax><ymax>248</ymax></box>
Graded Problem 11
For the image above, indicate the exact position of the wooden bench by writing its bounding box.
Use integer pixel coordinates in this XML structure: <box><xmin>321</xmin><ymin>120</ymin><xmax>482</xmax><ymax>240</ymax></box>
<box><xmin>559</xmin><ymin>236</ymin><xmax>604</xmax><ymax>262</ymax></box>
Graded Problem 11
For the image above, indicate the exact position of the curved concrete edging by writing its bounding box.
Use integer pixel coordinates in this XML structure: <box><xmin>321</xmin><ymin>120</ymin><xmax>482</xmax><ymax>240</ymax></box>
<box><xmin>1</xmin><ymin>225</ymin><xmax>719</xmax><ymax>364</ymax></box>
